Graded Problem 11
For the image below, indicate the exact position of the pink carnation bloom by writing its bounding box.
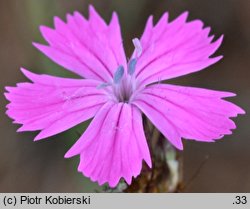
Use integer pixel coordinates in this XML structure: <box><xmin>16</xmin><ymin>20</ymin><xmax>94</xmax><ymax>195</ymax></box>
<box><xmin>5</xmin><ymin>6</ymin><xmax>245</xmax><ymax>187</ymax></box>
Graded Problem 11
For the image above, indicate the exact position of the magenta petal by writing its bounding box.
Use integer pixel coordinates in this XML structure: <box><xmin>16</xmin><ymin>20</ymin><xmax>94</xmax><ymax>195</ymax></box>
<box><xmin>134</xmin><ymin>11</ymin><xmax>224</xmax><ymax>86</ymax></box>
<box><xmin>65</xmin><ymin>102</ymin><xmax>151</xmax><ymax>187</ymax></box>
<box><xmin>88</xmin><ymin>5</ymin><xmax>107</xmax><ymax>30</ymax></box>
<box><xmin>108</xmin><ymin>12</ymin><xmax>127</xmax><ymax>68</ymax></box>
<box><xmin>35</xmin><ymin>6</ymin><xmax>127</xmax><ymax>82</ymax></box>
<box><xmin>33</xmin><ymin>43</ymin><xmax>108</xmax><ymax>81</ymax></box>
<box><xmin>5</xmin><ymin>68</ymin><xmax>108</xmax><ymax>140</ymax></box>
<box><xmin>133</xmin><ymin>98</ymin><xmax>184</xmax><ymax>150</ymax></box>
<box><xmin>133</xmin><ymin>84</ymin><xmax>245</xmax><ymax>149</ymax></box>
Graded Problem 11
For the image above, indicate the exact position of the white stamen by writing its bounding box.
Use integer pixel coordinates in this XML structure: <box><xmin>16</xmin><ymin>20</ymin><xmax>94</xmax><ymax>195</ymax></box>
<box><xmin>132</xmin><ymin>38</ymin><xmax>142</xmax><ymax>57</ymax></box>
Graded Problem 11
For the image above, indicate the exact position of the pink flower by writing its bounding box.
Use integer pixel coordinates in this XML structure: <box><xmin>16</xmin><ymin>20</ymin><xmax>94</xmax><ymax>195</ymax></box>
<box><xmin>4</xmin><ymin>6</ymin><xmax>245</xmax><ymax>187</ymax></box>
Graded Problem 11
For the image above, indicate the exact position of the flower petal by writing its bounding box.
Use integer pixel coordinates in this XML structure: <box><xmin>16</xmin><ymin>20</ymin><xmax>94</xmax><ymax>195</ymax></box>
<box><xmin>35</xmin><ymin>6</ymin><xmax>126</xmax><ymax>82</ymax></box>
<box><xmin>5</xmin><ymin>68</ymin><xmax>108</xmax><ymax>140</ymax></box>
<box><xmin>133</xmin><ymin>84</ymin><xmax>245</xmax><ymax>149</ymax></box>
<box><xmin>107</xmin><ymin>11</ymin><xmax>127</xmax><ymax>68</ymax></box>
<box><xmin>133</xmin><ymin>12</ymin><xmax>223</xmax><ymax>86</ymax></box>
<box><xmin>65</xmin><ymin>102</ymin><xmax>151</xmax><ymax>187</ymax></box>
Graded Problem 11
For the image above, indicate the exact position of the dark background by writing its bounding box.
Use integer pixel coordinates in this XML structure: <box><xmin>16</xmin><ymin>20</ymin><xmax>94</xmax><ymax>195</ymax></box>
<box><xmin>0</xmin><ymin>0</ymin><xmax>249</xmax><ymax>192</ymax></box>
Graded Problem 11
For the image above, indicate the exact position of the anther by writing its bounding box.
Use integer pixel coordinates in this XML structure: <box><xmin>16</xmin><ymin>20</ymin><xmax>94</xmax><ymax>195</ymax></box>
<box><xmin>128</xmin><ymin>58</ymin><xmax>137</xmax><ymax>75</ymax></box>
<box><xmin>97</xmin><ymin>83</ymin><xmax>111</xmax><ymax>89</ymax></box>
<box><xmin>113</xmin><ymin>65</ymin><xmax>124</xmax><ymax>84</ymax></box>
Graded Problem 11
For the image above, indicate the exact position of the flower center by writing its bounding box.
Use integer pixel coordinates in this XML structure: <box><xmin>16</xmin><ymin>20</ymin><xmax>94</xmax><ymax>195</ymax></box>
<box><xmin>112</xmin><ymin>64</ymin><xmax>136</xmax><ymax>103</ymax></box>
<box><xmin>97</xmin><ymin>61</ymin><xmax>137</xmax><ymax>103</ymax></box>
<box><xmin>97</xmin><ymin>38</ymin><xmax>142</xmax><ymax>104</ymax></box>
